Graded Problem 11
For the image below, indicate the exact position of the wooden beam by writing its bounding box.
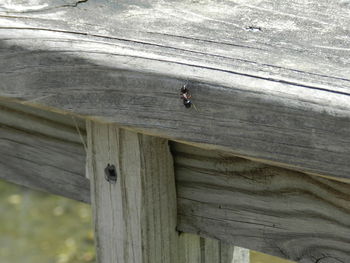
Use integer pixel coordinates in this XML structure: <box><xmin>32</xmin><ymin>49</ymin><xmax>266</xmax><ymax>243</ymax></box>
<box><xmin>173</xmin><ymin>143</ymin><xmax>350</xmax><ymax>263</ymax></box>
<box><xmin>0</xmin><ymin>100</ymin><xmax>86</xmax><ymax>144</ymax></box>
<box><xmin>1</xmin><ymin>100</ymin><xmax>348</xmax><ymax>262</ymax></box>
<box><xmin>0</xmin><ymin>102</ymin><xmax>89</xmax><ymax>202</ymax></box>
<box><xmin>86</xmin><ymin>122</ymin><xmax>243</xmax><ymax>263</ymax></box>
<box><xmin>0</xmin><ymin>0</ymin><xmax>349</xmax><ymax>181</ymax></box>
<box><xmin>0</xmin><ymin>103</ymin><xmax>246</xmax><ymax>262</ymax></box>
<box><xmin>233</xmin><ymin>247</ymin><xmax>250</xmax><ymax>263</ymax></box>
<box><xmin>0</xmin><ymin>102</ymin><xmax>86</xmax><ymax>144</ymax></box>
<box><xmin>178</xmin><ymin>233</ymin><xmax>249</xmax><ymax>263</ymax></box>
<box><xmin>0</xmin><ymin>125</ymin><xmax>89</xmax><ymax>202</ymax></box>
<box><xmin>86</xmin><ymin>121</ymin><xmax>178</xmax><ymax>263</ymax></box>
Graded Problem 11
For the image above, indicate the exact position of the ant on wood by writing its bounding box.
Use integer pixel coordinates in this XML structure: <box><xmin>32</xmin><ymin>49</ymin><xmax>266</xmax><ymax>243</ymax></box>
<box><xmin>181</xmin><ymin>82</ymin><xmax>198</xmax><ymax>110</ymax></box>
<box><xmin>181</xmin><ymin>83</ymin><xmax>192</xmax><ymax>108</ymax></box>
<box><xmin>181</xmin><ymin>83</ymin><xmax>198</xmax><ymax>111</ymax></box>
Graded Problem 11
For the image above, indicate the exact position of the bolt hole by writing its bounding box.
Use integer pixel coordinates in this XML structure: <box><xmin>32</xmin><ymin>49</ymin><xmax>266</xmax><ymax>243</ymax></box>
<box><xmin>104</xmin><ymin>164</ymin><xmax>117</xmax><ymax>184</ymax></box>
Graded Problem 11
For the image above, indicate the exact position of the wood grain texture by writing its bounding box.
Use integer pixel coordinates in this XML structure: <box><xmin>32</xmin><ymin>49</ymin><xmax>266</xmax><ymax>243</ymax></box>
<box><xmin>1</xmin><ymin>98</ymin><xmax>348</xmax><ymax>263</ymax></box>
<box><xmin>0</xmin><ymin>125</ymin><xmax>89</xmax><ymax>202</ymax></box>
<box><xmin>0</xmin><ymin>101</ymin><xmax>245</xmax><ymax>262</ymax></box>
<box><xmin>87</xmin><ymin>122</ymin><xmax>178</xmax><ymax>263</ymax></box>
<box><xmin>0</xmin><ymin>101</ymin><xmax>86</xmax><ymax>144</ymax></box>
<box><xmin>178</xmin><ymin>233</ymin><xmax>247</xmax><ymax>263</ymax></box>
<box><xmin>0</xmin><ymin>0</ymin><xmax>349</xmax><ymax>181</ymax></box>
<box><xmin>0</xmin><ymin>101</ymin><xmax>89</xmax><ymax>201</ymax></box>
<box><xmin>173</xmin><ymin>143</ymin><xmax>350</xmax><ymax>263</ymax></box>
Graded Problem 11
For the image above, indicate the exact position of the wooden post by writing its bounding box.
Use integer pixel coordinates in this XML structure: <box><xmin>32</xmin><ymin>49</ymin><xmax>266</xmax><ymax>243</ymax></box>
<box><xmin>87</xmin><ymin>121</ymin><xmax>243</xmax><ymax>263</ymax></box>
<box><xmin>178</xmin><ymin>233</ymin><xmax>249</xmax><ymax>263</ymax></box>
<box><xmin>87</xmin><ymin>121</ymin><xmax>178</xmax><ymax>263</ymax></box>
<box><xmin>232</xmin><ymin>247</ymin><xmax>250</xmax><ymax>263</ymax></box>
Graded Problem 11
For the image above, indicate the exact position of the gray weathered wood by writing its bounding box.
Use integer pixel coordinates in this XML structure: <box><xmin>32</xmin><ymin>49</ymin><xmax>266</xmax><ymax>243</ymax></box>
<box><xmin>173</xmin><ymin>143</ymin><xmax>350</xmax><ymax>263</ymax></box>
<box><xmin>233</xmin><ymin>247</ymin><xmax>250</xmax><ymax>263</ymax></box>
<box><xmin>0</xmin><ymin>124</ymin><xmax>89</xmax><ymax>202</ymax></box>
<box><xmin>178</xmin><ymin>233</ymin><xmax>246</xmax><ymax>263</ymax></box>
<box><xmin>220</xmin><ymin>244</ymin><xmax>236</xmax><ymax>263</ymax></box>
<box><xmin>0</xmin><ymin>101</ymin><xmax>242</xmax><ymax>263</ymax></box>
<box><xmin>0</xmin><ymin>98</ymin><xmax>85</xmax><ymax>134</ymax></box>
<box><xmin>0</xmin><ymin>101</ymin><xmax>89</xmax><ymax>202</ymax></box>
<box><xmin>0</xmin><ymin>102</ymin><xmax>86</xmax><ymax>144</ymax></box>
<box><xmin>87</xmin><ymin>121</ymin><xmax>178</xmax><ymax>263</ymax></box>
<box><xmin>178</xmin><ymin>233</ymin><xmax>201</xmax><ymax>263</ymax></box>
<box><xmin>1</xmin><ymin>99</ymin><xmax>348</xmax><ymax>262</ymax></box>
<box><xmin>0</xmin><ymin>0</ymin><xmax>349</xmax><ymax>182</ymax></box>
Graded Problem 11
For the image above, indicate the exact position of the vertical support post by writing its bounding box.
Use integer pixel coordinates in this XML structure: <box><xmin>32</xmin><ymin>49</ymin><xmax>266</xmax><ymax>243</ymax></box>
<box><xmin>87</xmin><ymin>121</ymin><xmax>178</xmax><ymax>263</ymax></box>
<box><xmin>232</xmin><ymin>246</ymin><xmax>250</xmax><ymax>263</ymax></box>
<box><xmin>87</xmin><ymin>120</ymin><xmax>248</xmax><ymax>263</ymax></box>
<box><xmin>178</xmin><ymin>233</ymin><xmax>250</xmax><ymax>263</ymax></box>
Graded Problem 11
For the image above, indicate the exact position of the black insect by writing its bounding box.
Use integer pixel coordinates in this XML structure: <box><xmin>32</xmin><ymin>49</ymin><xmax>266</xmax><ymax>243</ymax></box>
<box><xmin>180</xmin><ymin>84</ymin><xmax>192</xmax><ymax>108</ymax></box>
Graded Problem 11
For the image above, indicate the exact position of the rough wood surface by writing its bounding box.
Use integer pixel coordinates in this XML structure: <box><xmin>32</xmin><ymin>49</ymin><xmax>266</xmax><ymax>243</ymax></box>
<box><xmin>0</xmin><ymin>0</ymin><xmax>349</xmax><ymax>181</ymax></box>
<box><xmin>0</xmin><ymin>101</ymin><xmax>86</xmax><ymax>144</ymax></box>
<box><xmin>173</xmin><ymin>143</ymin><xmax>350</xmax><ymax>263</ymax></box>
<box><xmin>178</xmin><ymin>233</ymin><xmax>248</xmax><ymax>263</ymax></box>
<box><xmin>87</xmin><ymin>122</ymin><xmax>178</xmax><ymax>263</ymax></box>
<box><xmin>0</xmin><ymin>124</ymin><xmax>89</xmax><ymax>202</ymax></box>
<box><xmin>0</xmin><ymin>101</ymin><xmax>89</xmax><ymax>201</ymax></box>
<box><xmin>1</xmin><ymin>100</ymin><xmax>348</xmax><ymax>263</ymax></box>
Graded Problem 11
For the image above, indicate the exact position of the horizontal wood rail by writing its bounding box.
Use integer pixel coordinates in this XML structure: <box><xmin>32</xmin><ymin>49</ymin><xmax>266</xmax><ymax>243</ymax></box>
<box><xmin>1</xmin><ymin>103</ymin><xmax>349</xmax><ymax>262</ymax></box>
<box><xmin>173</xmin><ymin>143</ymin><xmax>350</xmax><ymax>263</ymax></box>
<box><xmin>0</xmin><ymin>102</ymin><xmax>89</xmax><ymax>202</ymax></box>
<box><xmin>1</xmin><ymin>1</ymin><xmax>350</xmax><ymax>261</ymax></box>
<box><xmin>1</xmin><ymin>0</ymin><xmax>349</xmax><ymax>181</ymax></box>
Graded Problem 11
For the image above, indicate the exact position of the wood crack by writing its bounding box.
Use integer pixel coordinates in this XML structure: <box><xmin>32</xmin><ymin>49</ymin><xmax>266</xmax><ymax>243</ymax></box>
<box><xmin>1</xmin><ymin>27</ymin><xmax>350</xmax><ymax>93</ymax></box>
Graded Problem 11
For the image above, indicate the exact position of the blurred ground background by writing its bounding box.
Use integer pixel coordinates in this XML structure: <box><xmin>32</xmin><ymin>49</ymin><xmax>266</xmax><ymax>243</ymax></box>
<box><xmin>0</xmin><ymin>180</ymin><xmax>95</xmax><ymax>263</ymax></box>
<box><xmin>0</xmin><ymin>180</ymin><xmax>292</xmax><ymax>263</ymax></box>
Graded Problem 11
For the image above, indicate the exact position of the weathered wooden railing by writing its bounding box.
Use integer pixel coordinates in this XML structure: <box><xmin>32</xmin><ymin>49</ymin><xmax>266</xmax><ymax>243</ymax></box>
<box><xmin>1</xmin><ymin>101</ymin><xmax>349</xmax><ymax>262</ymax></box>
<box><xmin>1</xmin><ymin>101</ymin><xmax>251</xmax><ymax>262</ymax></box>
<box><xmin>1</xmin><ymin>0</ymin><xmax>350</xmax><ymax>262</ymax></box>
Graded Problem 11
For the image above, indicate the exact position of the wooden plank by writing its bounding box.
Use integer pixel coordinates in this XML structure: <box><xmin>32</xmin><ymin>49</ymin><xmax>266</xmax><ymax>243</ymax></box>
<box><xmin>0</xmin><ymin>100</ymin><xmax>86</xmax><ymax>140</ymax></box>
<box><xmin>0</xmin><ymin>103</ymin><xmax>86</xmax><ymax>144</ymax></box>
<box><xmin>232</xmin><ymin>247</ymin><xmax>250</xmax><ymax>263</ymax></box>
<box><xmin>1</xmin><ymin>101</ymin><xmax>348</xmax><ymax>263</ymax></box>
<box><xmin>178</xmin><ymin>233</ymin><xmax>201</xmax><ymax>262</ymax></box>
<box><xmin>0</xmin><ymin>0</ymin><xmax>349</xmax><ymax>181</ymax></box>
<box><xmin>173</xmin><ymin>143</ymin><xmax>350</xmax><ymax>263</ymax></box>
<box><xmin>0</xmin><ymin>125</ymin><xmax>89</xmax><ymax>202</ymax></box>
<box><xmin>0</xmin><ymin>102</ymin><xmax>89</xmax><ymax>202</ymax></box>
<box><xmin>0</xmin><ymin>101</ymin><xmax>245</xmax><ymax>262</ymax></box>
<box><xmin>87</xmin><ymin>121</ymin><xmax>178</xmax><ymax>263</ymax></box>
<box><xmin>178</xmin><ymin>233</ymin><xmax>247</xmax><ymax>263</ymax></box>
